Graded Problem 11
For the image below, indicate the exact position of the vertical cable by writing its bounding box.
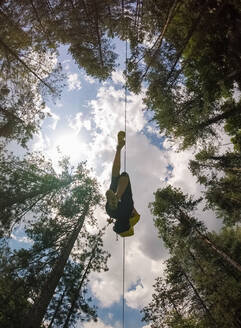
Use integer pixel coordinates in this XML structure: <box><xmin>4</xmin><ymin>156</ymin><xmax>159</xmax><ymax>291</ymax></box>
<box><xmin>122</xmin><ymin>237</ymin><xmax>125</xmax><ymax>328</ymax></box>
<box><xmin>124</xmin><ymin>39</ymin><xmax>127</xmax><ymax>172</ymax></box>
<box><xmin>123</xmin><ymin>3</ymin><xmax>127</xmax><ymax>328</ymax></box>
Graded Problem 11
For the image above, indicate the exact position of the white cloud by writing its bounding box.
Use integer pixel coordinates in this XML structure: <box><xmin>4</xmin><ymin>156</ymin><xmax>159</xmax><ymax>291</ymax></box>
<box><xmin>68</xmin><ymin>112</ymin><xmax>83</xmax><ymax>134</ymax></box>
<box><xmin>31</xmin><ymin>72</ymin><xmax>227</xmax><ymax>324</ymax></box>
<box><xmin>32</xmin><ymin>131</ymin><xmax>45</xmax><ymax>152</ymax></box>
<box><xmin>68</xmin><ymin>112</ymin><xmax>91</xmax><ymax>133</ymax></box>
<box><xmin>49</xmin><ymin>112</ymin><xmax>60</xmax><ymax>130</ymax></box>
<box><xmin>83</xmin><ymin>119</ymin><xmax>91</xmax><ymax>131</ymax></box>
<box><xmin>80</xmin><ymin>81</ymin><xmax>226</xmax><ymax>312</ymax></box>
<box><xmin>111</xmin><ymin>70</ymin><xmax>125</xmax><ymax>85</ymax></box>
<box><xmin>56</xmin><ymin>101</ymin><xmax>63</xmax><ymax>108</ymax></box>
<box><xmin>67</xmin><ymin>73</ymin><xmax>82</xmax><ymax>90</ymax></box>
<box><xmin>45</xmin><ymin>132</ymin><xmax>88</xmax><ymax>171</ymax></box>
<box><xmin>43</xmin><ymin>105</ymin><xmax>60</xmax><ymax>130</ymax></box>
<box><xmin>63</xmin><ymin>59</ymin><xmax>71</xmax><ymax>71</ymax></box>
<box><xmin>80</xmin><ymin>318</ymin><xmax>119</xmax><ymax>328</ymax></box>
<box><xmin>11</xmin><ymin>233</ymin><xmax>32</xmax><ymax>244</ymax></box>
<box><xmin>146</xmin><ymin>124</ymin><xmax>159</xmax><ymax>136</ymax></box>
<box><xmin>162</xmin><ymin>125</ymin><xmax>230</xmax><ymax>232</ymax></box>
<box><xmin>76</xmin><ymin>83</ymin><xmax>170</xmax><ymax>310</ymax></box>
<box><xmin>84</xmin><ymin>74</ymin><xmax>95</xmax><ymax>84</ymax></box>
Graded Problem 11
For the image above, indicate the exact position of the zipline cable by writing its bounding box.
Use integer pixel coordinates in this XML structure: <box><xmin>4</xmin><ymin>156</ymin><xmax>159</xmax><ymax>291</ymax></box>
<box><xmin>124</xmin><ymin>37</ymin><xmax>128</xmax><ymax>172</ymax></box>
<box><xmin>122</xmin><ymin>235</ymin><xmax>125</xmax><ymax>328</ymax></box>
<box><xmin>122</xmin><ymin>29</ymin><xmax>128</xmax><ymax>328</ymax></box>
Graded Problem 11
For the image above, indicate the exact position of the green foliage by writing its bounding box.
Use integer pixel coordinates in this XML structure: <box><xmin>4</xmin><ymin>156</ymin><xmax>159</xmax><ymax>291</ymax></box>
<box><xmin>142</xmin><ymin>211</ymin><xmax>241</xmax><ymax>328</ymax></box>
<box><xmin>1</xmin><ymin>1</ymin><xmax>241</xmax><ymax>327</ymax></box>
<box><xmin>189</xmin><ymin>146</ymin><xmax>241</xmax><ymax>226</ymax></box>
<box><xmin>126</xmin><ymin>0</ymin><xmax>241</xmax><ymax>149</ymax></box>
<box><xmin>0</xmin><ymin>150</ymin><xmax>71</xmax><ymax>236</ymax></box>
<box><xmin>45</xmin><ymin>230</ymin><xmax>109</xmax><ymax>327</ymax></box>
<box><xmin>0</xmin><ymin>242</ymin><xmax>31</xmax><ymax>328</ymax></box>
<box><xmin>225</xmin><ymin>105</ymin><xmax>241</xmax><ymax>151</ymax></box>
<box><xmin>150</xmin><ymin>185</ymin><xmax>203</xmax><ymax>251</ymax></box>
<box><xmin>0</xmin><ymin>1</ymin><xmax>64</xmax><ymax>146</ymax></box>
<box><xmin>1</xmin><ymin>0</ymin><xmax>240</xmax><ymax>149</ymax></box>
<box><xmin>0</xmin><ymin>153</ymin><xmax>108</xmax><ymax>327</ymax></box>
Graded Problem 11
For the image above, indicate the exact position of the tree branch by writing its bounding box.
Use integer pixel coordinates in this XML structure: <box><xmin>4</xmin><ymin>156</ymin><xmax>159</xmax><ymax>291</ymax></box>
<box><xmin>0</xmin><ymin>37</ymin><xmax>55</xmax><ymax>93</ymax></box>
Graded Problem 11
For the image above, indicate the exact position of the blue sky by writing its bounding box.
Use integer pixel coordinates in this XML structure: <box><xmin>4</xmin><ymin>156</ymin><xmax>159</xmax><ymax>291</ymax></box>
<box><xmin>9</xmin><ymin>40</ymin><xmax>227</xmax><ymax>328</ymax></box>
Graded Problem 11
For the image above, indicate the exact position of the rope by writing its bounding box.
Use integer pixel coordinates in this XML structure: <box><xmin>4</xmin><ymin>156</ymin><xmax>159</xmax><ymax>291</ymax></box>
<box><xmin>122</xmin><ymin>0</ymin><xmax>128</xmax><ymax>324</ymax></box>
<box><xmin>122</xmin><ymin>33</ymin><xmax>128</xmax><ymax>328</ymax></box>
<box><xmin>124</xmin><ymin>38</ymin><xmax>128</xmax><ymax>172</ymax></box>
<box><xmin>122</xmin><ymin>237</ymin><xmax>125</xmax><ymax>328</ymax></box>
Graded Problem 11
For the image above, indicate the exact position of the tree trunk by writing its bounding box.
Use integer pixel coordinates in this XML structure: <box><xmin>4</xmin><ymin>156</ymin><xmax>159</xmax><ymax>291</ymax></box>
<box><xmin>187</xmin><ymin>248</ymin><xmax>205</xmax><ymax>274</ymax></box>
<box><xmin>201</xmin><ymin>233</ymin><xmax>241</xmax><ymax>273</ymax></box>
<box><xmin>93</xmin><ymin>1</ymin><xmax>104</xmax><ymax>68</ymax></box>
<box><xmin>179</xmin><ymin>210</ymin><xmax>241</xmax><ymax>274</ymax></box>
<box><xmin>0</xmin><ymin>37</ymin><xmax>54</xmax><ymax>92</ymax></box>
<box><xmin>180</xmin><ymin>265</ymin><xmax>217</xmax><ymax>326</ymax></box>
<box><xmin>0</xmin><ymin>177</ymin><xmax>71</xmax><ymax>210</ymax></box>
<box><xmin>169</xmin><ymin>297</ymin><xmax>181</xmax><ymax>317</ymax></box>
<box><xmin>48</xmin><ymin>288</ymin><xmax>67</xmax><ymax>328</ymax></box>
<box><xmin>63</xmin><ymin>240</ymin><xmax>98</xmax><ymax>328</ymax></box>
<box><xmin>197</xmin><ymin>105</ymin><xmax>240</xmax><ymax>129</ymax></box>
<box><xmin>23</xmin><ymin>207</ymin><xmax>88</xmax><ymax>328</ymax></box>
<box><xmin>29</xmin><ymin>0</ymin><xmax>47</xmax><ymax>37</ymax></box>
<box><xmin>141</xmin><ymin>0</ymin><xmax>179</xmax><ymax>80</ymax></box>
<box><xmin>225</xmin><ymin>167</ymin><xmax>241</xmax><ymax>173</ymax></box>
<box><xmin>166</xmin><ymin>4</ymin><xmax>206</xmax><ymax>83</ymax></box>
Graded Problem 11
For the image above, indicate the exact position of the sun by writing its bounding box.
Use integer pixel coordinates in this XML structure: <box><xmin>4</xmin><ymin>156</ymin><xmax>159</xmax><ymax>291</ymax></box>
<box><xmin>54</xmin><ymin>133</ymin><xmax>83</xmax><ymax>161</ymax></box>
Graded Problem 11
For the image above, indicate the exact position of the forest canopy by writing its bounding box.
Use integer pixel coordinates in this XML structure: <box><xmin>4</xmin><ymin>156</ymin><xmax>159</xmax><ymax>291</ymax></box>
<box><xmin>0</xmin><ymin>0</ymin><xmax>241</xmax><ymax>327</ymax></box>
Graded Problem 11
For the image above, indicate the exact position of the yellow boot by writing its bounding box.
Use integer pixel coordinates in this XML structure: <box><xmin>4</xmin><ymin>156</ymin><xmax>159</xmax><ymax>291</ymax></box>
<box><xmin>130</xmin><ymin>214</ymin><xmax>140</xmax><ymax>227</ymax></box>
<box><xmin>120</xmin><ymin>226</ymin><xmax>134</xmax><ymax>237</ymax></box>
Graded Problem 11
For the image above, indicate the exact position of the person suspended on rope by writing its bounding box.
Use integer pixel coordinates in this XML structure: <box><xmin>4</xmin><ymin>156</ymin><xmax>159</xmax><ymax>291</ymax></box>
<box><xmin>105</xmin><ymin>131</ymin><xmax>140</xmax><ymax>237</ymax></box>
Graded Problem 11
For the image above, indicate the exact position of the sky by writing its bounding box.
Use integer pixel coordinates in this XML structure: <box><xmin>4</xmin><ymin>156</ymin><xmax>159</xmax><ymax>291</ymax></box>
<box><xmin>10</xmin><ymin>41</ymin><xmax>232</xmax><ymax>328</ymax></box>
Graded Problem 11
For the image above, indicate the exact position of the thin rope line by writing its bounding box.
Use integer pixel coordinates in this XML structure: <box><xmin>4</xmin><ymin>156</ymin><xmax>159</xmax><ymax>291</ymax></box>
<box><xmin>122</xmin><ymin>3</ymin><xmax>128</xmax><ymax>327</ymax></box>
<box><xmin>124</xmin><ymin>39</ymin><xmax>127</xmax><ymax>172</ymax></box>
<box><xmin>122</xmin><ymin>237</ymin><xmax>125</xmax><ymax>328</ymax></box>
<box><xmin>122</xmin><ymin>28</ymin><xmax>128</xmax><ymax>328</ymax></box>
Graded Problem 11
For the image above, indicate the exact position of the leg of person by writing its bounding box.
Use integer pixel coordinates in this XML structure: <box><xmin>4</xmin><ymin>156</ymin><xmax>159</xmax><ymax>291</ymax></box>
<box><xmin>107</xmin><ymin>156</ymin><xmax>128</xmax><ymax>208</ymax></box>
<box><xmin>112</xmin><ymin>131</ymin><xmax>125</xmax><ymax>177</ymax></box>
<box><xmin>114</xmin><ymin>172</ymin><xmax>134</xmax><ymax>235</ymax></box>
<box><xmin>112</xmin><ymin>146</ymin><xmax>121</xmax><ymax>177</ymax></box>
<box><xmin>106</xmin><ymin>131</ymin><xmax>126</xmax><ymax>209</ymax></box>
<box><xmin>106</xmin><ymin>146</ymin><xmax>122</xmax><ymax>210</ymax></box>
<box><xmin>116</xmin><ymin>174</ymin><xmax>129</xmax><ymax>200</ymax></box>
